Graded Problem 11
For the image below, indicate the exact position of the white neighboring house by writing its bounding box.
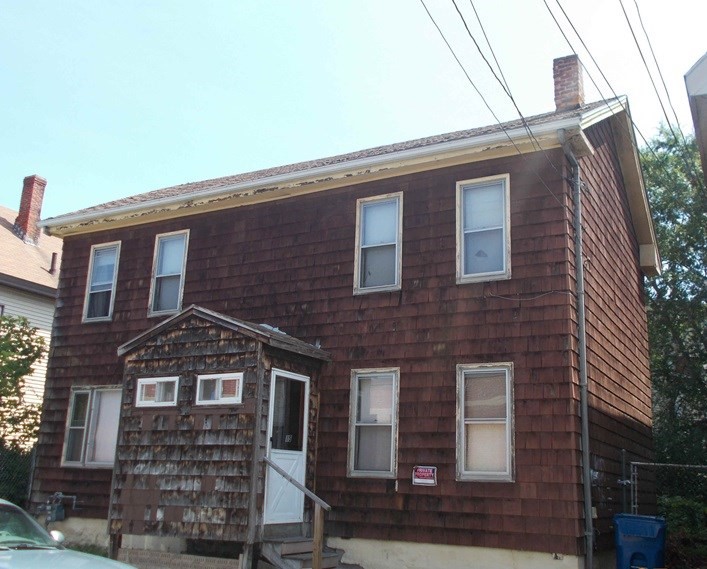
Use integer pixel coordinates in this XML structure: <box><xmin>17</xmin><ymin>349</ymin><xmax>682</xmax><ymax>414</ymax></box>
<box><xmin>686</xmin><ymin>51</ymin><xmax>707</xmax><ymax>180</ymax></box>
<box><xmin>0</xmin><ymin>175</ymin><xmax>62</xmax><ymax>409</ymax></box>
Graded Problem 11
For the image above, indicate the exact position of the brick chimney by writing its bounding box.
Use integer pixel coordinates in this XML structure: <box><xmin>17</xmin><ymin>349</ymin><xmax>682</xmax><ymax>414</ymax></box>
<box><xmin>14</xmin><ymin>175</ymin><xmax>47</xmax><ymax>244</ymax></box>
<box><xmin>553</xmin><ymin>55</ymin><xmax>585</xmax><ymax>111</ymax></box>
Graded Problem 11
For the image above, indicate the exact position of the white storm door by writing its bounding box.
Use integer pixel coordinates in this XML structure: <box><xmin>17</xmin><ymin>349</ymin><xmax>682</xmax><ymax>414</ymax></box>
<box><xmin>264</xmin><ymin>369</ymin><xmax>309</xmax><ymax>524</ymax></box>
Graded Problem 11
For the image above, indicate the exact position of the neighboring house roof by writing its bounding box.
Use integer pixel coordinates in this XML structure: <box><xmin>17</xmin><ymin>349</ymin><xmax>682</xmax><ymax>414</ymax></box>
<box><xmin>117</xmin><ymin>304</ymin><xmax>331</xmax><ymax>362</ymax></box>
<box><xmin>40</xmin><ymin>96</ymin><xmax>659</xmax><ymax>275</ymax></box>
<box><xmin>0</xmin><ymin>204</ymin><xmax>62</xmax><ymax>298</ymax></box>
<box><xmin>685</xmin><ymin>52</ymin><xmax>707</xmax><ymax>179</ymax></box>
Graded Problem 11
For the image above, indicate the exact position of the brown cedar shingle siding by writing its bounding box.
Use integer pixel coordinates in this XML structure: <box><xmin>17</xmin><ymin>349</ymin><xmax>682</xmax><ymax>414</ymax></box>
<box><xmin>33</xmin><ymin>120</ymin><xmax>652</xmax><ymax>556</ymax></box>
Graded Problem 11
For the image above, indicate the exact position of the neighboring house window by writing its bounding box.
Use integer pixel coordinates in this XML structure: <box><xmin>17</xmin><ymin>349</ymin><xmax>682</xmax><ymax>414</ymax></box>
<box><xmin>457</xmin><ymin>363</ymin><xmax>514</xmax><ymax>482</ymax></box>
<box><xmin>83</xmin><ymin>242</ymin><xmax>120</xmax><ymax>321</ymax></box>
<box><xmin>348</xmin><ymin>368</ymin><xmax>399</xmax><ymax>478</ymax></box>
<box><xmin>456</xmin><ymin>175</ymin><xmax>511</xmax><ymax>283</ymax></box>
<box><xmin>196</xmin><ymin>372</ymin><xmax>243</xmax><ymax>405</ymax></box>
<box><xmin>136</xmin><ymin>377</ymin><xmax>179</xmax><ymax>407</ymax></box>
<box><xmin>148</xmin><ymin>230</ymin><xmax>189</xmax><ymax>315</ymax></box>
<box><xmin>354</xmin><ymin>193</ymin><xmax>402</xmax><ymax>293</ymax></box>
<box><xmin>62</xmin><ymin>387</ymin><xmax>121</xmax><ymax>468</ymax></box>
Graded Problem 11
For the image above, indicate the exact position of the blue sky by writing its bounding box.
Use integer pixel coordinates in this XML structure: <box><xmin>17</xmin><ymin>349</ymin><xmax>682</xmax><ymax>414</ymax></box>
<box><xmin>1</xmin><ymin>0</ymin><xmax>705</xmax><ymax>219</ymax></box>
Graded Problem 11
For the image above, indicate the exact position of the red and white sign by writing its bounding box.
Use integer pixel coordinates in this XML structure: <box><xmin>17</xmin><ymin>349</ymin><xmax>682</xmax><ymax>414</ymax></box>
<box><xmin>412</xmin><ymin>465</ymin><xmax>437</xmax><ymax>486</ymax></box>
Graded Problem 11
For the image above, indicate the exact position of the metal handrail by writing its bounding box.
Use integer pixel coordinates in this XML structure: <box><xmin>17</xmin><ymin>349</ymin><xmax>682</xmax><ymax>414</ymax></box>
<box><xmin>263</xmin><ymin>456</ymin><xmax>331</xmax><ymax>569</ymax></box>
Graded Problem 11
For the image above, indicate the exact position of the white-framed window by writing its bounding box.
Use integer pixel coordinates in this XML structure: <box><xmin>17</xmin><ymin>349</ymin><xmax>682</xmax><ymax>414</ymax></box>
<box><xmin>62</xmin><ymin>386</ymin><xmax>121</xmax><ymax>468</ymax></box>
<box><xmin>83</xmin><ymin>242</ymin><xmax>121</xmax><ymax>321</ymax></box>
<box><xmin>456</xmin><ymin>362</ymin><xmax>514</xmax><ymax>482</ymax></box>
<box><xmin>354</xmin><ymin>193</ymin><xmax>403</xmax><ymax>294</ymax></box>
<box><xmin>148</xmin><ymin>230</ymin><xmax>189</xmax><ymax>316</ymax></box>
<box><xmin>348</xmin><ymin>368</ymin><xmax>399</xmax><ymax>478</ymax></box>
<box><xmin>196</xmin><ymin>372</ymin><xmax>243</xmax><ymax>405</ymax></box>
<box><xmin>456</xmin><ymin>175</ymin><xmax>511</xmax><ymax>283</ymax></box>
<box><xmin>136</xmin><ymin>377</ymin><xmax>179</xmax><ymax>407</ymax></box>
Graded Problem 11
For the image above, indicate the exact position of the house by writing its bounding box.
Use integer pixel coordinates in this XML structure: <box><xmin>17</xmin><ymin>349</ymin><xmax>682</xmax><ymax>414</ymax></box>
<box><xmin>685</xmin><ymin>51</ymin><xmax>707</xmax><ymax>179</ymax></box>
<box><xmin>0</xmin><ymin>175</ymin><xmax>62</xmax><ymax>435</ymax></box>
<box><xmin>32</xmin><ymin>56</ymin><xmax>658</xmax><ymax>569</ymax></box>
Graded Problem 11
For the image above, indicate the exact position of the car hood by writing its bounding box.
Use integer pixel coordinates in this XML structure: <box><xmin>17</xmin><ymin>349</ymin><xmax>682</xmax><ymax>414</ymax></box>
<box><xmin>0</xmin><ymin>547</ymin><xmax>136</xmax><ymax>569</ymax></box>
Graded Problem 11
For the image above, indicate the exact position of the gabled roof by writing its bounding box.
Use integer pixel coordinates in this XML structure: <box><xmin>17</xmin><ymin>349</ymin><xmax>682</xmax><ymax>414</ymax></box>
<box><xmin>117</xmin><ymin>304</ymin><xmax>331</xmax><ymax>362</ymax></box>
<box><xmin>0</xmin><ymin>205</ymin><xmax>62</xmax><ymax>298</ymax></box>
<box><xmin>41</xmin><ymin>96</ymin><xmax>659</xmax><ymax>275</ymax></box>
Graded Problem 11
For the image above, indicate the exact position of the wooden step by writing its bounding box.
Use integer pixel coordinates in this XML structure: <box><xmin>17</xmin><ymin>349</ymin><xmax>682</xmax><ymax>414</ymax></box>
<box><xmin>282</xmin><ymin>548</ymin><xmax>341</xmax><ymax>569</ymax></box>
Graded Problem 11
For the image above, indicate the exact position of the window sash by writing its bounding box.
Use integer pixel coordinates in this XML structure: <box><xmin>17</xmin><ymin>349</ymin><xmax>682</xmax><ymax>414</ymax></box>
<box><xmin>355</xmin><ymin>194</ymin><xmax>402</xmax><ymax>293</ymax></box>
<box><xmin>457</xmin><ymin>176</ymin><xmax>510</xmax><ymax>283</ymax></box>
<box><xmin>457</xmin><ymin>364</ymin><xmax>513</xmax><ymax>481</ymax></box>
<box><xmin>349</xmin><ymin>369</ymin><xmax>398</xmax><ymax>477</ymax></box>
<box><xmin>150</xmin><ymin>231</ymin><xmax>188</xmax><ymax>315</ymax></box>
<box><xmin>136</xmin><ymin>377</ymin><xmax>179</xmax><ymax>407</ymax></box>
<box><xmin>63</xmin><ymin>388</ymin><xmax>120</xmax><ymax>467</ymax></box>
<box><xmin>83</xmin><ymin>243</ymin><xmax>120</xmax><ymax>321</ymax></box>
<box><xmin>196</xmin><ymin>373</ymin><xmax>243</xmax><ymax>405</ymax></box>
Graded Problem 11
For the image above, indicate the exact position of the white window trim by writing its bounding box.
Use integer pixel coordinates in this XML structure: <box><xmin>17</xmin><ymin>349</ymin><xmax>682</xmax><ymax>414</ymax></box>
<box><xmin>195</xmin><ymin>372</ymin><xmax>244</xmax><ymax>405</ymax></box>
<box><xmin>353</xmin><ymin>192</ymin><xmax>403</xmax><ymax>295</ymax></box>
<box><xmin>61</xmin><ymin>386</ymin><xmax>122</xmax><ymax>469</ymax></box>
<box><xmin>456</xmin><ymin>362</ymin><xmax>514</xmax><ymax>482</ymax></box>
<box><xmin>148</xmin><ymin>229</ymin><xmax>189</xmax><ymax>317</ymax></box>
<box><xmin>136</xmin><ymin>376</ymin><xmax>179</xmax><ymax>407</ymax></box>
<box><xmin>456</xmin><ymin>174</ymin><xmax>511</xmax><ymax>284</ymax></box>
<box><xmin>82</xmin><ymin>241</ymin><xmax>121</xmax><ymax>322</ymax></box>
<box><xmin>347</xmin><ymin>367</ymin><xmax>399</xmax><ymax>479</ymax></box>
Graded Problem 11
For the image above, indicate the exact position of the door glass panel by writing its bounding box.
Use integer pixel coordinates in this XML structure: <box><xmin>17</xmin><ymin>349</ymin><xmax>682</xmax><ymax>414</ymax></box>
<box><xmin>271</xmin><ymin>376</ymin><xmax>305</xmax><ymax>451</ymax></box>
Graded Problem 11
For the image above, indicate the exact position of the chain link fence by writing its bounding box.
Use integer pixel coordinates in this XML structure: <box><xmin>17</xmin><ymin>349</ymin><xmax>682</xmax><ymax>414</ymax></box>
<box><xmin>0</xmin><ymin>444</ymin><xmax>35</xmax><ymax>507</ymax></box>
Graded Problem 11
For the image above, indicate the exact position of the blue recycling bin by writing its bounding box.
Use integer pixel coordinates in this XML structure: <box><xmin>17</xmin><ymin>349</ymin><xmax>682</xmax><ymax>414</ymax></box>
<box><xmin>614</xmin><ymin>514</ymin><xmax>666</xmax><ymax>569</ymax></box>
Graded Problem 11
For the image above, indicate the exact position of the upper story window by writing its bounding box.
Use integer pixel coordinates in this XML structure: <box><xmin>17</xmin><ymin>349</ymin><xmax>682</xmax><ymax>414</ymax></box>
<box><xmin>354</xmin><ymin>193</ymin><xmax>402</xmax><ymax>294</ymax></box>
<box><xmin>456</xmin><ymin>175</ymin><xmax>511</xmax><ymax>283</ymax></box>
<box><xmin>136</xmin><ymin>377</ymin><xmax>179</xmax><ymax>407</ymax></box>
<box><xmin>456</xmin><ymin>363</ymin><xmax>514</xmax><ymax>482</ymax></box>
<box><xmin>83</xmin><ymin>242</ymin><xmax>120</xmax><ymax>321</ymax></box>
<box><xmin>348</xmin><ymin>368</ymin><xmax>399</xmax><ymax>478</ymax></box>
<box><xmin>149</xmin><ymin>230</ymin><xmax>189</xmax><ymax>316</ymax></box>
<box><xmin>62</xmin><ymin>386</ymin><xmax>121</xmax><ymax>468</ymax></box>
<box><xmin>196</xmin><ymin>372</ymin><xmax>243</xmax><ymax>405</ymax></box>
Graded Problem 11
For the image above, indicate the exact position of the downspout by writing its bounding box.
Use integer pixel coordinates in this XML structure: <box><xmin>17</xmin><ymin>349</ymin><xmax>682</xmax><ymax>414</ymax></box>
<box><xmin>562</xmin><ymin>140</ymin><xmax>594</xmax><ymax>569</ymax></box>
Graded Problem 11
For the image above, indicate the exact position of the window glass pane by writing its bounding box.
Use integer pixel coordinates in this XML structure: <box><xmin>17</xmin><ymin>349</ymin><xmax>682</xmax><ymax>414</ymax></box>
<box><xmin>271</xmin><ymin>377</ymin><xmax>305</xmax><ymax>451</ymax></box>
<box><xmin>464</xmin><ymin>228</ymin><xmax>503</xmax><ymax>275</ymax></box>
<box><xmin>70</xmin><ymin>393</ymin><xmax>89</xmax><ymax>427</ymax></box>
<box><xmin>221</xmin><ymin>378</ymin><xmax>238</xmax><ymax>399</ymax></box>
<box><xmin>153</xmin><ymin>275</ymin><xmax>180</xmax><ymax>311</ymax></box>
<box><xmin>88</xmin><ymin>390</ymin><xmax>121</xmax><ymax>463</ymax></box>
<box><xmin>355</xmin><ymin>425</ymin><xmax>392</xmax><ymax>471</ymax></box>
<box><xmin>200</xmin><ymin>379</ymin><xmax>217</xmax><ymax>401</ymax></box>
<box><xmin>361</xmin><ymin>245</ymin><xmax>396</xmax><ymax>288</ymax></box>
<box><xmin>465</xmin><ymin>423</ymin><xmax>507</xmax><ymax>472</ymax></box>
<box><xmin>463</xmin><ymin>183</ymin><xmax>504</xmax><ymax>231</ymax></box>
<box><xmin>65</xmin><ymin>428</ymin><xmax>85</xmax><ymax>462</ymax></box>
<box><xmin>465</xmin><ymin>372</ymin><xmax>506</xmax><ymax>418</ymax></box>
<box><xmin>357</xmin><ymin>375</ymin><xmax>392</xmax><ymax>424</ymax></box>
<box><xmin>91</xmin><ymin>247</ymin><xmax>117</xmax><ymax>287</ymax></box>
<box><xmin>87</xmin><ymin>291</ymin><xmax>111</xmax><ymax>319</ymax></box>
<box><xmin>141</xmin><ymin>383</ymin><xmax>156</xmax><ymax>402</ymax></box>
<box><xmin>158</xmin><ymin>380</ymin><xmax>176</xmax><ymax>403</ymax></box>
<box><xmin>362</xmin><ymin>200</ymin><xmax>397</xmax><ymax>246</ymax></box>
<box><xmin>157</xmin><ymin>235</ymin><xmax>186</xmax><ymax>275</ymax></box>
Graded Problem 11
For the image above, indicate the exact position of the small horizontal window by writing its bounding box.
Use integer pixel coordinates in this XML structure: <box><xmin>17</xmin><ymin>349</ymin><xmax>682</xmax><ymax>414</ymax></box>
<box><xmin>196</xmin><ymin>372</ymin><xmax>243</xmax><ymax>405</ymax></box>
<box><xmin>136</xmin><ymin>377</ymin><xmax>178</xmax><ymax>407</ymax></box>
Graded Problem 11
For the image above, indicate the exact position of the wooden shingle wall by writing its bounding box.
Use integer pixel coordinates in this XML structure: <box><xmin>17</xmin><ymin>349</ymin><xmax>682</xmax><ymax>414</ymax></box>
<box><xmin>33</xmin><ymin>126</ymin><xmax>652</xmax><ymax>556</ymax></box>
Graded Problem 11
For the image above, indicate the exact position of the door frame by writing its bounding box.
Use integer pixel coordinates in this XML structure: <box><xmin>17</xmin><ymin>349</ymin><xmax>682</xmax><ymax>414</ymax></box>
<box><xmin>263</xmin><ymin>368</ymin><xmax>310</xmax><ymax>524</ymax></box>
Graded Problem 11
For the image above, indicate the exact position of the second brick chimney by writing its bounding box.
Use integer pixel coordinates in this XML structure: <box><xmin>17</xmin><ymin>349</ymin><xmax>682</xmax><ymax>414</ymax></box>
<box><xmin>553</xmin><ymin>55</ymin><xmax>585</xmax><ymax>111</ymax></box>
<box><xmin>14</xmin><ymin>175</ymin><xmax>47</xmax><ymax>244</ymax></box>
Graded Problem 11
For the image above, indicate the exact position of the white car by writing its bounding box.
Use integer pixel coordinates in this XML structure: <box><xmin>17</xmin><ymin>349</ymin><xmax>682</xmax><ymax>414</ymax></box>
<box><xmin>0</xmin><ymin>498</ymin><xmax>137</xmax><ymax>569</ymax></box>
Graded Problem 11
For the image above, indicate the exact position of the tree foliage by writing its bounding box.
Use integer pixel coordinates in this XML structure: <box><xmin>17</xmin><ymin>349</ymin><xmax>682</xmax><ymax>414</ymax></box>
<box><xmin>641</xmin><ymin>127</ymin><xmax>707</xmax><ymax>486</ymax></box>
<box><xmin>0</xmin><ymin>316</ymin><xmax>45</xmax><ymax>448</ymax></box>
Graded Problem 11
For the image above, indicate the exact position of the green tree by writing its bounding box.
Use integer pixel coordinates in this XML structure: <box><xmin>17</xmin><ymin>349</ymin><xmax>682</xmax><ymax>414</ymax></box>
<box><xmin>641</xmin><ymin>127</ymin><xmax>707</xmax><ymax>488</ymax></box>
<box><xmin>0</xmin><ymin>315</ymin><xmax>45</xmax><ymax>447</ymax></box>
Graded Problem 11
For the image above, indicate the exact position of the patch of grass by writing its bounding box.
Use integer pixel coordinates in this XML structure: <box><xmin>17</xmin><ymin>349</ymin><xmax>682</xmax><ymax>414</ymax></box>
<box><xmin>65</xmin><ymin>542</ymin><xmax>110</xmax><ymax>557</ymax></box>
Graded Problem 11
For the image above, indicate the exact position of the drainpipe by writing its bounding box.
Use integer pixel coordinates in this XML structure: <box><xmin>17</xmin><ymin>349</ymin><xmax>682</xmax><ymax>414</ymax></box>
<box><xmin>563</xmin><ymin>143</ymin><xmax>594</xmax><ymax>569</ymax></box>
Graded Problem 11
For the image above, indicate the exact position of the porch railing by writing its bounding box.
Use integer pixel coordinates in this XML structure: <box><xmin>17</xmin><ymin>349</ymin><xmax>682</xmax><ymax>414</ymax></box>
<box><xmin>262</xmin><ymin>456</ymin><xmax>332</xmax><ymax>569</ymax></box>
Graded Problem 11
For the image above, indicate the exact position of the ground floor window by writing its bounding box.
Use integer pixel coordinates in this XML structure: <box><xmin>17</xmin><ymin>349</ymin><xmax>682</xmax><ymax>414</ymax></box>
<box><xmin>348</xmin><ymin>368</ymin><xmax>399</xmax><ymax>478</ymax></box>
<box><xmin>62</xmin><ymin>387</ymin><xmax>121</xmax><ymax>468</ymax></box>
<box><xmin>457</xmin><ymin>362</ymin><xmax>514</xmax><ymax>482</ymax></box>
